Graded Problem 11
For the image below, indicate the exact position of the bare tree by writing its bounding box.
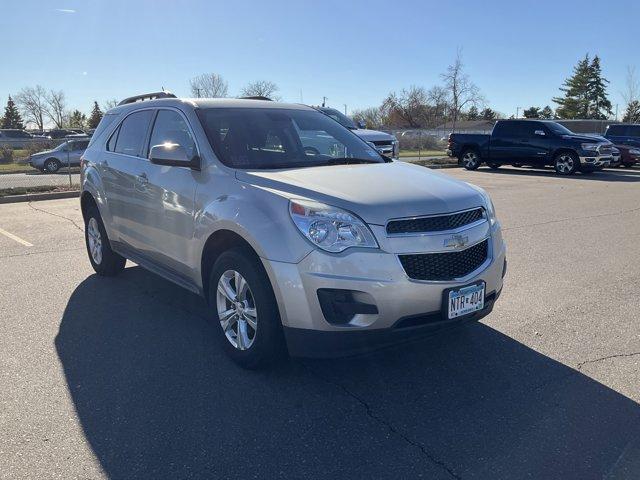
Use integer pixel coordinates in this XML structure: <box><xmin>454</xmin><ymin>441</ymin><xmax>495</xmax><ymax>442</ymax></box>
<box><xmin>240</xmin><ymin>80</ymin><xmax>281</xmax><ymax>100</ymax></box>
<box><xmin>380</xmin><ymin>86</ymin><xmax>429</xmax><ymax>128</ymax></box>
<box><xmin>352</xmin><ymin>107</ymin><xmax>384</xmax><ymax>129</ymax></box>
<box><xmin>426</xmin><ymin>85</ymin><xmax>450</xmax><ymax>124</ymax></box>
<box><xmin>621</xmin><ymin>66</ymin><xmax>639</xmax><ymax>106</ymax></box>
<box><xmin>103</xmin><ymin>98</ymin><xmax>119</xmax><ymax>110</ymax></box>
<box><xmin>44</xmin><ymin>90</ymin><xmax>67</xmax><ymax>128</ymax></box>
<box><xmin>189</xmin><ymin>73</ymin><xmax>228</xmax><ymax>98</ymax></box>
<box><xmin>15</xmin><ymin>85</ymin><xmax>47</xmax><ymax>129</ymax></box>
<box><xmin>441</xmin><ymin>49</ymin><xmax>484</xmax><ymax>132</ymax></box>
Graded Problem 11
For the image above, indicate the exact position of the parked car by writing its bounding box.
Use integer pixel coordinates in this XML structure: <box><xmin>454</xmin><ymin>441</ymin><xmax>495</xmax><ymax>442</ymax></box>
<box><xmin>604</xmin><ymin>124</ymin><xmax>640</xmax><ymax>149</ymax></box>
<box><xmin>447</xmin><ymin>120</ymin><xmax>614</xmax><ymax>175</ymax></box>
<box><xmin>316</xmin><ymin>107</ymin><xmax>399</xmax><ymax>158</ymax></box>
<box><xmin>44</xmin><ymin>129</ymin><xmax>80</xmax><ymax>139</ymax></box>
<box><xmin>614</xmin><ymin>144</ymin><xmax>640</xmax><ymax>168</ymax></box>
<box><xmin>29</xmin><ymin>139</ymin><xmax>90</xmax><ymax>173</ymax></box>
<box><xmin>80</xmin><ymin>92</ymin><xmax>506</xmax><ymax>368</ymax></box>
<box><xmin>610</xmin><ymin>146</ymin><xmax>621</xmax><ymax>167</ymax></box>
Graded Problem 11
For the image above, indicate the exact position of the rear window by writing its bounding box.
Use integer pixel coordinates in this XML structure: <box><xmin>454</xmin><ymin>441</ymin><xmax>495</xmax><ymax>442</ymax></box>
<box><xmin>607</xmin><ymin>125</ymin><xmax>627</xmax><ymax>136</ymax></box>
<box><xmin>493</xmin><ymin>122</ymin><xmax>520</xmax><ymax>137</ymax></box>
<box><xmin>110</xmin><ymin>110</ymin><xmax>154</xmax><ymax>157</ymax></box>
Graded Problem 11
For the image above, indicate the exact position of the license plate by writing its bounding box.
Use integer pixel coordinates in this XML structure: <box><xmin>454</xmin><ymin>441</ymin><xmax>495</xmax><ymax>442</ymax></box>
<box><xmin>447</xmin><ymin>283</ymin><xmax>485</xmax><ymax>319</ymax></box>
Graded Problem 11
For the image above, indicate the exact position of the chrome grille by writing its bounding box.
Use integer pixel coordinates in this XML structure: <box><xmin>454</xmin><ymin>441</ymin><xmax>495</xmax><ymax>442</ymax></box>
<box><xmin>387</xmin><ymin>208</ymin><xmax>484</xmax><ymax>235</ymax></box>
<box><xmin>399</xmin><ymin>240</ymin><xmax>489</xmax><ymax>281</ymax></box>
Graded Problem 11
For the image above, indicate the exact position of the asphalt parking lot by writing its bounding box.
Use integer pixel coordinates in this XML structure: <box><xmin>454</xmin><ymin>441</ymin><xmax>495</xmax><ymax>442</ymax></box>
<box><xmin>1</xmin><ymin>166</ymin><xmax>639</xmax><ymax>480</ymax></box>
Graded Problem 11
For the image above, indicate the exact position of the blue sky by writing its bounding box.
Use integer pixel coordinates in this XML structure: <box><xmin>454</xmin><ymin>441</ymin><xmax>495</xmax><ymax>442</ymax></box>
<box><xmin>2</xmin><ymin>0</ymin><xmax>639</xmax><ymax>121</ymax></box>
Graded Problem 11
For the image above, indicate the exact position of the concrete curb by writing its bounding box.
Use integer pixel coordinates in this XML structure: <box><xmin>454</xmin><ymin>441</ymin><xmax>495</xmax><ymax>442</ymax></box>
<box><xmin>0</xmin><ymin>190</ymin><xmax>80</xmax><ymax>204</ymax></box>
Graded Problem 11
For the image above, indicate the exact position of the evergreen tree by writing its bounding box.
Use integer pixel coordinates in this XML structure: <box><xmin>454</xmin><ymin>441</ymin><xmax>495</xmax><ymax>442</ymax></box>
<box><xmin>553</xmin><ymin>55</ymin><xmax>591</xmax><ymax>119</ymax></box>
<box><xmin>539</xmin><ymin>105</ymin><xmax>554</xmax><ymax>119</ymax></box>
<box><xmin>67</xmin><ymin>110</ymin><xmax>87</xmax><ymax>129</ymax></box>
<box><xmin>480</xmin><ymin>108</ymin><xmax>496</xmax><ymax>120</ymax></box>
<box><xmin>586</xmin><ymin>56</ymin><xmax>612</xmax><ymax>119</ymax></box>
<box><xmin>466</xmin><ymin>105</ymin><xmax>479</xmax><ymax>120</ymax></box>
<box><xmin>623</xmin><ymin>100</ymin><xmax>640</xmax><ymax>123</ymax></box>
<box><xmin>88</xmin><ymin>101</ymin><xmax>103</xmax><ymax>128</ymax></box>
<box><xmin>523</xmin><ymin>106</ymin><xmax>540</xmax><ymax>118</ymax></box>
<box><xmin>1</xmin><ymin>96</ymin><xmax>25</xmax><ymax>129</ymax></box>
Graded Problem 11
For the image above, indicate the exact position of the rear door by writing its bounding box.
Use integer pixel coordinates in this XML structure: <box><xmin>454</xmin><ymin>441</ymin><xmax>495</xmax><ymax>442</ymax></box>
<box><xmin>101</xmin><ymin>109</ymin><xmax>155</xmax><ymax>249</ymax></box>
<box><xmin>133</xmin><ymin>108</ymin><xmax>199</xmax><ymax>280</ymax></box>
<box><xmin>489</xmin><ymin>121</ymin><xmax>527</xmax><ymax>162</ymax></box>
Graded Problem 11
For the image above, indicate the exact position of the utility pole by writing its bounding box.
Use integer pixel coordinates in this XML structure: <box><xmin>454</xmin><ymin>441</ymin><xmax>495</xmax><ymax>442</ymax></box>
<box><xmin>516</xmin><ymin>107</ymin><xmax>520</xmax><ymax>118</ymax></box>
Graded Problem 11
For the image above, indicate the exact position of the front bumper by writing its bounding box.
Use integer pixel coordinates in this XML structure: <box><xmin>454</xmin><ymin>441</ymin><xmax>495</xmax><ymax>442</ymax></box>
<box><xmin>262</xmin><ymin>223</ymin><xmax>506</xmax><ymax>357</ymax></box>
<box><xmin>579</xmin><ymin>154</ymin><xmax>612</xmax><ymax>168</ymax></box>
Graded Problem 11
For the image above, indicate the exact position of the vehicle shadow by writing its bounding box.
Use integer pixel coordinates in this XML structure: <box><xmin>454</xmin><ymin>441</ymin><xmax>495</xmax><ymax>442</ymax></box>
<box><xmin>473</xmin><ymin>165</ymin><xmax>640</xmax><ymax>182</ymax></box>
<box><xmin>55</xmin><ymin>267</ymin><xmax>640</xmax><ymax>479</ymax></box>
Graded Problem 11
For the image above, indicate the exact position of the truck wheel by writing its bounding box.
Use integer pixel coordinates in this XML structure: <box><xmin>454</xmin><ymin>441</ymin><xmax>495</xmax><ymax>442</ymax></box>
<box><xmin>461</xmin><ymin>150</ymin><xmax>481</xmax><ymax>170</ymax></box>
<box><xmin>44</xmin><ymin>158</ymin><xmax>61</xmax><ymax>174</ymax></box>
<box><xmin>554</xmin><ymin>152</ymin><xmax>578</xmax><ymax>175</ymax></box>
<box><xmin>487</xmin><ymin>162</ymin><xmax>501</xmax><ymax>170</ymax></box>
<box><xmin>208</xmin><ymin>247</ymin><xmax>286</xmax><ymax>369</ymax></box>
<box><xmin>84</xmin><ymin>204</ymin><xmax>126</xmax><ymax>276</ymax></box>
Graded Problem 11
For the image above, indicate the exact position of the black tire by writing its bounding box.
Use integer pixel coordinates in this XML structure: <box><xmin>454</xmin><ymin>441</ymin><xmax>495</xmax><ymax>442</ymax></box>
<box><xmin>460</xmin><ymin>149</ymin><xmax>481</xmax><ymax>170</ymax></box>
<box><xmin>208</xmin><ymin>247</ymin><xmax>286</xmax><ymax>369</ymax></box>
<box><xmin>487</xmin><ymin>162</ymin><xmax>501</xmax><ymax>170</ymax></box>
<box><xmin>553</xmin><ymin>151</ymin><xmax>579</xmax><ymax>175</ymax></box>
<box><xmin>44</xmin><ymin>158</ymin><xmax>61</xmax><ymax>174</ymax></box>
<box><xmin>84</xmin><ymin>204</ymin><xmax>126</xmax><ymax>276</ymax></box>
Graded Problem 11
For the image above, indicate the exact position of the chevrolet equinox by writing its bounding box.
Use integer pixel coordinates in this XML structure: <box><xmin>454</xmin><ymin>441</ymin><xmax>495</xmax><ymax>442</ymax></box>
<box><xmin>80</xmin><ymin>92</ymin><xmax>507</xmax><ymax>368</ymax></box>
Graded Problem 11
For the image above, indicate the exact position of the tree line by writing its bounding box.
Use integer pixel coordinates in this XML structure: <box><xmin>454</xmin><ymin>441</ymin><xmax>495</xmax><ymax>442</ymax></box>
<box><xmin>2</xmin><ymin>53</ymin><xmax>639</xmax><ymax>131</ymax></box>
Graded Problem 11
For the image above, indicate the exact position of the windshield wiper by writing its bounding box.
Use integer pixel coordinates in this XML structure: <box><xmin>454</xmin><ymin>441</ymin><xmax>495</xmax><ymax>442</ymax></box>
<box><xmin>322</xmin><ymin>157</ymin><xmax>380</xmax><ymax>165</ymax></box>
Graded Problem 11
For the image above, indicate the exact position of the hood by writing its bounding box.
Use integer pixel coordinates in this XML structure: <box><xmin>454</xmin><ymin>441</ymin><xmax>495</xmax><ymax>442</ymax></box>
<box><xmin>562</xmin><ymin>133</ymin><xmax>608</xmax><ymax>143</ymax></box>
<box><xmin>235</xmin><ymin>161</ymin><xmax>484</xmax><ymax>225</ymax></box>
<box><xmin>351</xmin><ymin>129</ymin><xmax>396</xmax><ymax>142</ymax></box>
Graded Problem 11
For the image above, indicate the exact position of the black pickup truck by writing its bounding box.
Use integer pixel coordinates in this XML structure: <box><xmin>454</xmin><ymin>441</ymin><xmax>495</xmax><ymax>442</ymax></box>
<box><xmin>447</xmin><ymin>119</ymin><xmax>614</xmax><ymax>175</ymax></box>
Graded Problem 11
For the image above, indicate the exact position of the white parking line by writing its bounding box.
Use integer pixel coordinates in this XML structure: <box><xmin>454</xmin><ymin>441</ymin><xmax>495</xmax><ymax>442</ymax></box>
<box><xmin>0</xmin><ymin>227</ymin><xmax>33</xmax><ymax>247</ymax></box>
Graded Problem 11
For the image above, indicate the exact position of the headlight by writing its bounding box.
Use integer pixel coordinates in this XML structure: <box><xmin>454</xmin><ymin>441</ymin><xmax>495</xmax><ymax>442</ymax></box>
<box><xmin>289</xmin><ymin>199</ymin><xmax>378</xmax><ymax>253</ymax></box>
<box><xmin>629</xmin><ymin>149</ymin><xmax>640</xmax><ymax>155</ymax></box>
<box><xmin>467</xmin><ymin>184</ymin><xmax>497</xmax><ymax>226</ymax></box>
<box><xmin>581</xmin><ymin>143</ymin><xmax>599</xmax><ymax>151</ymax></box>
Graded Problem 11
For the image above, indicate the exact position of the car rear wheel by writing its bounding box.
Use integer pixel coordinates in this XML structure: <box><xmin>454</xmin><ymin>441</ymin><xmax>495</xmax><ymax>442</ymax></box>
<box><xmin>209</xmin><ymin>248</ymin><xmax>286</xmax><ymax>369</ymax></box>
<box><xmin>554</xmin><ymin>152</ymin><xmax>578</xmax><ymax>175</ymax></box>
<box><xmin>461</xmin><ymin>150</ymin><xmax>481</xmax><ymax>170</ymax></box>
<box><xmin>44</xmin><ymin>158</ymin><xmax>61</xmax><ymax>174</ymax></box>
<box><xmin>84</xmin><ymin>204</ymin><xmax>126</xmax><ymax>276</ymax></box>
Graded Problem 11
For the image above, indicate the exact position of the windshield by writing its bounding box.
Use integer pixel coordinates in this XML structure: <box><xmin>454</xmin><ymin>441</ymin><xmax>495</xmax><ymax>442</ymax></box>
<box><xmin>319</xmin><ymin>108</ymin><xmax>358</xmax><ymax>129</ymax></box>
<box><xmin>197</xmin><ymin>107</ymin><xmax>384</xmax><ymax>169</ymax></box>
<box><xmin>546</xmin><ymin>122</ymin><xmax>574</xmax><ymax>135</ymax></box>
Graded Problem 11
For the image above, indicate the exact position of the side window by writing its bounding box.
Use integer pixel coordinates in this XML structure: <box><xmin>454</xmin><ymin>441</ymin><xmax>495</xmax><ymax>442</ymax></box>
<box><xmin>627</xmin><ymin>126</ymin><xmax>640</xmax><ymax>138</ymax></box>
<box><xmin>113</xmin><ymin>110</ymin><xmax>154</xmax><ymax>157</ymax></box>
<box><xmin>107</xmin><ymin>126</ymin><xmax>119</xmax><ymax>152</ymax></box>
<box><xmin>607</xmin><ymin>125</ymin><xmax>626</xmax><ymax>136</ymax></box>
<box><xmin>75</xmin><ymin>140</ymin><xmax>89</xmax><ymax>150</ymax></box>
<box><xmin>148</xmin><ymin>110</ymin><xmax>197</xmax><ymax>159</ymax></box>
<box><xmin>493</xmin><ymin>122</ymin><xmax>519</xmax><ymax>138</ymax></box>
<box><xmin>519</xmin><ymin>122</ymin><xmax>542</xmax><ymax>138</ymax></box>
<box><xmin>89</xmin><ymin>113</ymin><xmax>118</xmax><ymax>147</ymax></box>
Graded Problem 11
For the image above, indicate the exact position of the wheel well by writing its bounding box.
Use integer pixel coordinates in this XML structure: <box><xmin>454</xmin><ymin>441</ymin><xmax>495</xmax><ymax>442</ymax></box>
<box><xmin>460</xmin><ymin>145</ymin><xmax>481</xmax><ymax>158</ymax></box>
<box><xmin>201</xmin><ymin>230</ymin><xmax>259</xmax><ymax>301</ymax></box>
<box><xmin>552</xmin><ymin>148</ymin><xmax>578</xmax><ymax>161</ymax></box>
<box><xmin>80</xmin><ymin>191</ymin><xmax>97</xmax><ymax>221</ymax></box>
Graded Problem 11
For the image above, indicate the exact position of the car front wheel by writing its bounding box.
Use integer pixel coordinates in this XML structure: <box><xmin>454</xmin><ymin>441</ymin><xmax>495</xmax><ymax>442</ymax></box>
<box><xmin>554</xmin><ymin>152</ymin><xmax>579</xmax><ymax>175</ymax></box>
<box><xmin>209</xmin><ymin>248</ymin><xmax>285</xmax><ymax>368</ymax></box>
<box><xmin>44</xmin><ymin>158</ymin><xmax>61</xmax><ymax>174</ymax></box>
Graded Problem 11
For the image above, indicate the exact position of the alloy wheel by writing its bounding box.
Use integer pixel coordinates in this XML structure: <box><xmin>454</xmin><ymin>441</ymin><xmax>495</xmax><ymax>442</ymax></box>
<box><xmin>556</xmin><ymin>154</ymin><xmax>575</xmax><ymax>174</ymax></box>
<box><xmin>216</xmin><ymin>270</ymin><xmax>258</xmax><ymax>350</ymax></box>
<box><xmin>87</xmin><ymin>217</ymin><xmax>103</xmax><ymax>265</ymax></box>
<box><xmin>462</xmin><ymin>151</ymin><xmax>479</xmax><ymax>168</ymax></box>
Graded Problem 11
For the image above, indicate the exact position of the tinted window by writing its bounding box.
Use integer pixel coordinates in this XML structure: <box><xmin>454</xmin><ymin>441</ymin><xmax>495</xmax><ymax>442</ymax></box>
<box><xmin>627</xmin><ymin>126</ymin><xmax>640</xmax><ymax>137</ymax></box>
<box><xmin>197</xmin><ymin>108</ymin><xmax>383</xmax><ymax>169</ymax></box>
<box><xmin>607</xmin><ymin>125</ymin><xmax>627</xmax><ymax>136</ymax></box>
<box><xmin>89</xmin><ymin>113</ymin><xmax>118</xmax><ymax>147</ymax></box>
<box><xmin>519</xmin><ymin>122</ymin><xmax>544</xmax><ymax>137</ymax></box>
<box><xmin>148</xmin><ymin>110</ymin><xmax>197</xmax><ymax>159</ymax></box>
<box><xmin>107</xmin><ymin>126</ymin><xmax>119</xmax><ymax>152</ymax></box>
<box><xmin>72</xmin><ymin>140</ymin><xmax>89</xmax><ymax>150</ymax></box>
<box><xmin>319</xmin><ymin>108</ymin><xmax>358</xmax><ymax>129</ymax></box>
<box><xmin>113</xmin><ymin>110</ymin><xmax>153</xmax><ymax>157</ymax></box>
<box><xmin>493</xmin><ymin>122</ymin><xmax>520</xmax><ymax>137</ymax></box>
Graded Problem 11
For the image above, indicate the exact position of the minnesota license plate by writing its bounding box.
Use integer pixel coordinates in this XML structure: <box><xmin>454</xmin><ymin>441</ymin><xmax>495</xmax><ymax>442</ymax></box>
<box><xmin>447</xmin><ymin>283</ymin><xmax>485</xmax><ymax>319</ymax></box>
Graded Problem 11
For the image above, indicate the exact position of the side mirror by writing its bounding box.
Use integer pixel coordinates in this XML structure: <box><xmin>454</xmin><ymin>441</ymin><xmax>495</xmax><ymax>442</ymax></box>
<box><xmin>534</xmin><ymin>130</ymin><xmax>546</xmax><ymax>136</ymax></box>
<box><xmin>357</xmin><ymin>120</ymin><xmax>366</xmax><ymax>129</ymax></box>
<box><xmin>149</xmin><ymin>143</ymin><xmax>200</xmax><ymax>170</ymax></box>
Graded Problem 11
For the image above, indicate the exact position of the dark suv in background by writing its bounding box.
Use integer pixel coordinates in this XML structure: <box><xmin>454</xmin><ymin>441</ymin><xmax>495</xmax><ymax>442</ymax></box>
<box><xmin>604</xmin><ymin>124</ymin><xmax>640</xmax><ymax>167</ymax></box>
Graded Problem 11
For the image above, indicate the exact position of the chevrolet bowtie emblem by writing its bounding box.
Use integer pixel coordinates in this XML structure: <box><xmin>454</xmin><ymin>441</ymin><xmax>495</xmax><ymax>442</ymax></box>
<box><xmin>444</xmin><ymin>234</ymin><xmax>469</xmax><ymax>249</ymax></box>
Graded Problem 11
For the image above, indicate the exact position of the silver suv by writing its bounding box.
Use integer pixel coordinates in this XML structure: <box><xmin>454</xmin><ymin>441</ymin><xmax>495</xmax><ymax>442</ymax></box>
<box><xmin>81</xmin><ymin>92</ymin><xmax>506</xmax><ymax>368</ymax></box>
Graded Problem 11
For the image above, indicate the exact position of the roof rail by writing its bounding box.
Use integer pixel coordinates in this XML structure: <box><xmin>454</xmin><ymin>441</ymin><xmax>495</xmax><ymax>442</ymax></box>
<box><xmin>239</xmin><ymin>96</ymin><xmax>272</xmax><ymax>101</ymax></box>
<box><xmin>117</xmin><ymin>91</ymin><xmax>177</xmax><ymax>106</ymax></box>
